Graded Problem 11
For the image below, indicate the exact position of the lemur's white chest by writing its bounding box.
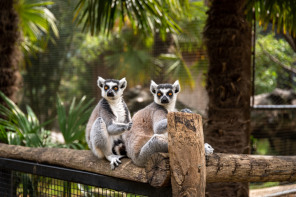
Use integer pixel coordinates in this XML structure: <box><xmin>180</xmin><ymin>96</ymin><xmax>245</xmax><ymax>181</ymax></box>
<box><xmin>109</xmin><ymin>99</ymin><xmax>126</xmax><ymax>123</ymax></box>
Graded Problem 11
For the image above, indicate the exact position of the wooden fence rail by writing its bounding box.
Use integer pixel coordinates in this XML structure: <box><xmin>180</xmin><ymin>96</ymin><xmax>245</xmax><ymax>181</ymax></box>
<box><xmin>0</xmin><ymin>112</ymin><xmax>295</xmax><ymax>196</ymax></box>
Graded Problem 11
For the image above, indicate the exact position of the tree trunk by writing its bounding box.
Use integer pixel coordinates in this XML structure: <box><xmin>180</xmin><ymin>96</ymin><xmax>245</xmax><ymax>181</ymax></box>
<box><xmin>203</xmin><ymin>0</ymin><xmax>252</xmax><ymax>196</ymax></box>
<box><xmin>0</xmin><ymin>0</ymin><xmax>22</xmax><ymax>105</ymax></box>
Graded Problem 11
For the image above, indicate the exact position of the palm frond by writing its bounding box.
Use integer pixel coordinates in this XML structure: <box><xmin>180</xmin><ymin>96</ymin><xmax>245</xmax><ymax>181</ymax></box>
<box><xmin>246</xmin><ymin>0</ymin><xmax>296</xmax><ymax>36</ymax></box>
<box><xmin>15</xmin><ymin>0</ymin><xmax>59</xmax><ymax>54</ymax></box>
<box><xmin>74</xmin><ymin>0</ymin><xmax>189</xmax><ymax>36</ymax></box>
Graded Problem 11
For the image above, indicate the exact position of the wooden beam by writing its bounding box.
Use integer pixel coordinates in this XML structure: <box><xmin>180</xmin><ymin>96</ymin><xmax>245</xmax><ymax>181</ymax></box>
<box><xmin>206</xmin><ymin>153</ymin><xmax>296</xmax><ymax>183</ymax></box>
<box><xmin>0</xmin><ymin>144</ymin><xmax>295</xmax><ymax>186</ymax></box>
<box><xmin>167</xmin><ymin>112</ymin><xmax>206</xmax><ymax>197</ymax></box>
<box><xmin>0</xmin><ymin>143</ymin><xmax>149</xmax><ymax>184</ymax></box>
<box><xmin>146</xmin><ymin>153</ymin><xmax>296</xmax><ymax>183</ymax></box>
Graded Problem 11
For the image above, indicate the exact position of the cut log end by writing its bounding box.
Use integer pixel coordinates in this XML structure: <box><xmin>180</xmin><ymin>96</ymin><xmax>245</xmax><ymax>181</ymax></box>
<box><xmin>145</xmin><ymin>153</ymin><xmax>170</xmax><ymax>188</ymax></box>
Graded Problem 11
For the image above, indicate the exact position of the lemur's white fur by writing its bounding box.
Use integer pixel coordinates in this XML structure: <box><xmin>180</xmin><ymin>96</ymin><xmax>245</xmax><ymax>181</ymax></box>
<box><xmin>86</xmin><ymin>77</ymin><xmax>132</xmax><ymax>170</ymax></box>
<box><xmin>205</xmin><ymin>143</ymin><xmax>214</xmax><ymax>155</ymax></box>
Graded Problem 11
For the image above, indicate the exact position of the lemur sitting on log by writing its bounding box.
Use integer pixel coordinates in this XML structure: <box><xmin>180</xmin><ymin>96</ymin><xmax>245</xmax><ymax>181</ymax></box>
<box><xmin>123</xmin><ymin>80</ymin><xmax>214</xmax><ymax>167</ymax></box>
<box><xmin>86</xmin><ymin>77</ymin><xmax>132</xmax><ymax>170</ymax></box>
<box><xmin>123</xmin><ymin>80</ymin><xmax>190</xmax><ymax>167</ymax></box>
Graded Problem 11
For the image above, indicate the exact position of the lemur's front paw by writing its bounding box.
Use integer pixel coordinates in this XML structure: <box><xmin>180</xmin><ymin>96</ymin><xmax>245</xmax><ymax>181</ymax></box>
<box><xmin>127</xmin><ymin>122</ymin><xmax>133</xmax><ymax>130</ymax></box>
<box><xmin>108</xmin><ymin>155</ymin><xmax>123</xmax><ymax>170</ymax></box>
<box><xmin>96</xmin><ymin>117</ymin><xmax>106</xmax><ymax>130</ymax></box>
<box><xmin>181</xmin><ymin>108</ymin><xmax>192</xmax><ymax>113</ymax></box>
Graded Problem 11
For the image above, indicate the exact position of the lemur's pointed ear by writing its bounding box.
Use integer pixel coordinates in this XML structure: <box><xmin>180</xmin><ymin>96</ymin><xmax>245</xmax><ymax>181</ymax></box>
<box><xmin>119</xmin><ymin>77</ymin><xmax>127</xmax><ymax>89</ymax></box>
<box><xmin>97</xmin><ymin>77</ymin><xmax>105</xmax><ymax>89</ymax></box>
<box><xmin>173</xmin><ymin>80</ymin><xmax>180</xmax><ymax>93</ymax></box>
<box><xmin>150</xmin><ymin>80</ymin><xmax>158</xmax><ymax>94</ymax></box>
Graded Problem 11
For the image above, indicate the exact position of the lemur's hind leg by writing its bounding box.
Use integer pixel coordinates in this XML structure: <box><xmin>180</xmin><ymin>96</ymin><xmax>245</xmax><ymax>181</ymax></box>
<box><xmin>90</xmin><ymin>117</ymin><xmax>124</xmax><ymax>170</ymax></box>
<box><xmin>135</xmin><ymin>134</ymin><xmax>168</xmax><ymax>167</ymax></box>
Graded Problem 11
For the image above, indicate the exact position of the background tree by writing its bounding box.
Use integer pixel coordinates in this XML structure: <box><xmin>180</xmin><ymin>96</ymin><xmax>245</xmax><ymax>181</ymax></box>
<box><xmin>204</xmin><ymin>0</ymin><xmax>296</xmax><ymax>196</ymax></box>
<box><xmin>0</xmin><ymin>0</ymin><xmax>58</xmax><ymax>106</ymax></box>
<box><xmin>0</xmin><ymin>1</ymin><xmax>22</xmax><ymax>105</ymax></box>
<box><xmin>203</xmin><ymin>0</ymin><xmax>251</xmax><ymax>196</ymax></box>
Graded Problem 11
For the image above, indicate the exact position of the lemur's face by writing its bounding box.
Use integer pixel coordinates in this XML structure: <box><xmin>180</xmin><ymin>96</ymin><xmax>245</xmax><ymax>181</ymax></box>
<box><xmin>97</xmin><ymin>77</ymin><xmax>127</xmax><ymax>100</ymax></box>
<box><xmin>150</xmin><ymin>80</ymin><xmax>180</xmax><ymax>107</ymax></box>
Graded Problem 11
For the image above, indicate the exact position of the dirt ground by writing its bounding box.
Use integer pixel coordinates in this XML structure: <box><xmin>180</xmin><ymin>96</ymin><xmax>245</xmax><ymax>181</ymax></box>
<box><xmin>250</xmin><ymin>184</ymin><xmax>296</xmax><ymax>197</ymax></box>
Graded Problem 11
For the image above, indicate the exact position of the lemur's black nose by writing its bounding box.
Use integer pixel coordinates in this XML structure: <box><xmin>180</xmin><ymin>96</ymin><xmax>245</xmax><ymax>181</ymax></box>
<box><xmin>107</xmin><ymin>90</ymin><xmax>114</xmax><ymax>97</ymax></box>
<box><xmin>161</xmin><ymin>96</ymin><xmax>169</xmax><ymax>103</ymax></box>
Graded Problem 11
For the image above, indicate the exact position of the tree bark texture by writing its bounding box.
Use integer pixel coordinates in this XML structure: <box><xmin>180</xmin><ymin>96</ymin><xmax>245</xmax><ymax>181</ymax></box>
<box><xmin>0</xmin><ymin>0</ymin><xmax>22</xmax><ymax>104</ymax></box>
<box><xmin>203</xmin><ymin>0</ymin><xmax>252</xmax><ymax>196</ymax></box>
<box><xmin>0</xmin><ymin>144</ymin><xmax>295</xmax><ymax>187</ymax></box>
<box><xmin>168</xmin><ymin>112</ymin><xmax>206</xmax><ymax>197</ymax></box>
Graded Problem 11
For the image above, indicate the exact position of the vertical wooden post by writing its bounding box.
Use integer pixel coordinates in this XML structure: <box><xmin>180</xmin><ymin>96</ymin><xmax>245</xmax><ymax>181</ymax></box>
<box><xmin>168</xmin><ymin>112</ymin><xmax>206</xmax><ymax>197</ymax></box>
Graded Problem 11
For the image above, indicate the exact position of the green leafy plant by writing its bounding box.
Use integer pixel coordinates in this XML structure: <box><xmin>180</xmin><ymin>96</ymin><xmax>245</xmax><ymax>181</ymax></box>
<box><xmin>255</xmin><ymin>32</ymin><xmax>296</xmax><ymax>94</ymax></box>
<box><xmin>14</xmin><ymin>0</ymin><xmax>59</xmax><ymax>55</ymax></box>
<box><xmin>56</xmin><ymin>95</ymin><xmax>94</xmax><ymax>149</ymax></box>
<box><xmin>0</xmin><ymin>91</ymin><xmax>51</xmax><ymax>147</ymax></box>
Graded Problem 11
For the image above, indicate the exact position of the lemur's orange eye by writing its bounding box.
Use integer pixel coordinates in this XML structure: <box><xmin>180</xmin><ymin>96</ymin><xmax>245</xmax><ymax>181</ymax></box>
<box><xmin>168</xmin><ymin>92</ymin><xmax>173</xmax><ymax>96</ymax></box>
<box><xmin>113</xmin><ymin>86</ymin><xmax>118</xmax><ymax>91</ymax></box>
<box><xmin>104</xmin><ymin>86</ymin><xmax>108</xmax><ymax>90</ymax></box>
<box><xmin>157</xmin><ymin>92</ymin><xmax>162</xmax><ymax>97</ymax></box>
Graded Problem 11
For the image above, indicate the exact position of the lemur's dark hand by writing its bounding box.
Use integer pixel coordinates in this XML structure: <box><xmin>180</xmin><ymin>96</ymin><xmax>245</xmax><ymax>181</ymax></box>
<box><xmin>181</xmin><ymin>108</ymin><xmax>192</xmax><ymax>113</ymax></box>
<box><xmin>127</xmin><ymin>122</ymin><xmax>133</xmax><ymax>130</ymax></box>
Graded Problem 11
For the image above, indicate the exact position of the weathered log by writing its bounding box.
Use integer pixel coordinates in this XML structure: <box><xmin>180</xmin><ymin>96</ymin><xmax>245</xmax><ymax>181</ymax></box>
<box><xmin>168</xmin><ymin>112</ymin><xmax>206</xmax><ymax>197</ymax></box>
<box><xmin>146</xmin><ymin>153</ymin><xmax>296</xmax><ymax>183</ymax></box>
<box><xmin>0</xmin><ymin>143</ymin><xmax>148</xmax><ymax>184</ymax></box>
<box><xmin>206</xmin><ymin>153</ymin><xmax>296</xmax><ymax>183</ymax></box>
<box><xmin>0</xmin><ymin>144</ymin><xmax>295</xmax><ymax>186</ymax></box>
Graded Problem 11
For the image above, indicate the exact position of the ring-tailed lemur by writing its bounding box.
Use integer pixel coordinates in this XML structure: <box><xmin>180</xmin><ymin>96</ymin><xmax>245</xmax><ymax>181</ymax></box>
<box><xmin>123</xmin><ymin>80</ymin><xmax>185</xmax><ymax>167</ymax></box>
<box><xmin>86</xmin><ymin>77</ymin><xmax>132</xmax><ymax>170</ymax></box>
<box><xmin>123</xmin><ymin>80</ymin><xmax>214</xmax><ymax>167</ymax></box>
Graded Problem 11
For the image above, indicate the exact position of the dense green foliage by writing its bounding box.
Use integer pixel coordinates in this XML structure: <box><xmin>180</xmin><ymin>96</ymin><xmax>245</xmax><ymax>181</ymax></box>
<box><xmin>255</xmin><ymin>29</ymin><xmax>296</xmax><ymax>94</ymax></box>
<box><xmin>0</xmin><ymin>91</ymin><xmax>51</xmax><ymax>147</ymax></box>
<box><xmin>0</xmin><ymin>92</ymin><xmax>92</xmax><ymax>149</ymax></box>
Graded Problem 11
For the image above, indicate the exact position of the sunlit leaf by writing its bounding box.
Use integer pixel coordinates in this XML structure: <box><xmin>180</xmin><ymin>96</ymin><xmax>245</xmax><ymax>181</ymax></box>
<box><xmin>14</xmin><ymin>0</ymin><xmax>59</xmax><ymax>55</ymax></box>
